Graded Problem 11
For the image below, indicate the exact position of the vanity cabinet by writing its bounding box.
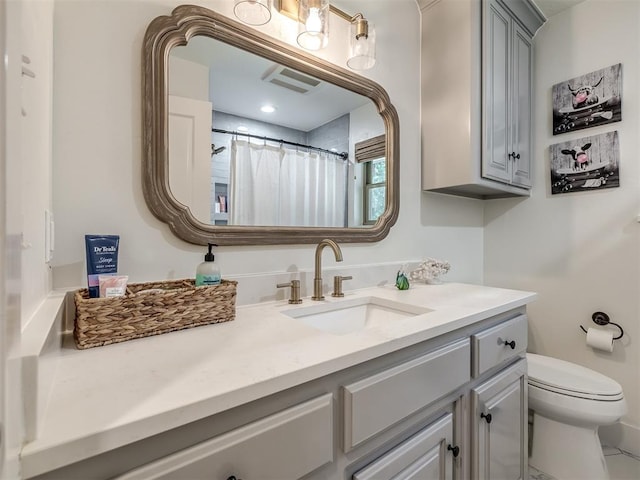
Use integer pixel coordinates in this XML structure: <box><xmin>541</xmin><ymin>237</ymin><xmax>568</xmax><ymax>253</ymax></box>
<box><xmin>420</xmin><ymin>0</ymin><xmax>545</xmax><ymax>199</ymax></box>
<box><xmin>28</xmin><ymin>308</ymin><xmax>530</xmax><ymax>480</ymax></box>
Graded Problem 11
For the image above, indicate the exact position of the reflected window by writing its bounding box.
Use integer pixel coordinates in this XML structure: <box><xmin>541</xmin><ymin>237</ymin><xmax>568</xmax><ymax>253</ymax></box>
<box><xmin>355</xmin><ymin>134</ymin><xmax>386</xmax><ymax>225</ymax></box>
<box><xmin>364</xmin><ymin>157</ymin><xmax>386</xmax><ymax>224</ymax></box>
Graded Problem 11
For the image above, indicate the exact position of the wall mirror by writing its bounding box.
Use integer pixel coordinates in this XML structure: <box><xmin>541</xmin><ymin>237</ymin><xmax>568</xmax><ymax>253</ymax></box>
<box><xmin>143</xmin><ymin>5</ymin><xmax>399</xmax><ymax>245</ymax></box>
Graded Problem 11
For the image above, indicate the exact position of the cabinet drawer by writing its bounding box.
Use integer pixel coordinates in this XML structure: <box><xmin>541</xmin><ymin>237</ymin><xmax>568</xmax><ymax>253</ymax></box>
<box><xmin>117</xmin><ymin>394</ymin><xmax>333</xmax><ymax>480</ymax></box>
<box><xmin>471</xmin><ymin>314</ymin><xmax>527</xmax><ymax>377</ymax></box>
<box><xmin>353</xmin><ymin>413</ymin><xmax>454</xmax><ymax>480</ymax></box>
<box><xmin>343</xmin><ymin>338</ymin><xmax>470</xmax><ymax>451</ymax></box>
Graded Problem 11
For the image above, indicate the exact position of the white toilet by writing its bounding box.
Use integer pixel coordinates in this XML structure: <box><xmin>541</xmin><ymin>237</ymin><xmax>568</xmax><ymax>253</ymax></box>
<box><xmin>527</xmin><ymin>353</ymin><xmax>627</xmax><ymax>480</ymax></box>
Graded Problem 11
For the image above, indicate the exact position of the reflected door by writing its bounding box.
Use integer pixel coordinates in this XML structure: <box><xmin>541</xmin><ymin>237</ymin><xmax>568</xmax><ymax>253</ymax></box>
<box><xmin>168</xmin><ymin>95</ymin><xmax>212</xmax><ymax>223</ymax></box>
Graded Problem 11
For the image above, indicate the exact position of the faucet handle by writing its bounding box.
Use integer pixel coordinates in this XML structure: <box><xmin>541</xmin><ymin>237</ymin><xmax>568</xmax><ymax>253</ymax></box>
<box><xmin>277</xmin><ymin>279</ymin><xmax>302</xmax><ymax>304</ymax></box>
<box><xmin>331</xmin><ymin>275</ymin><xmax>353</xmax><ymax>297</ymax></box>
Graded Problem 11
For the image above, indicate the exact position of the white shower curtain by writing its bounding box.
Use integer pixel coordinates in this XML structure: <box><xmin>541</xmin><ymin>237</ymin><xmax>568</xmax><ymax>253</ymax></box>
<box><xmin>229</xmin><ymin>139</ymin><xmax>346</xmax><ymax>227</ymax></box>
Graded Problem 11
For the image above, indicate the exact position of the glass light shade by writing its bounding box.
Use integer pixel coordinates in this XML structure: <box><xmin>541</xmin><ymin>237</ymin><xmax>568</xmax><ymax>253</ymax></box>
<box><xmin>297</xmin><ymin>0</ymin><xmax>329</xmax><ymax>51</ymax></box>
<box><xmin>347</xmin><ymin>21</ymin><xmax>376</xmax><ymax>70</ymax></box>
<box><xmin>233</xmin><ymin>0</ymin><xmax>272</xmax><ymax>26</ymax></box>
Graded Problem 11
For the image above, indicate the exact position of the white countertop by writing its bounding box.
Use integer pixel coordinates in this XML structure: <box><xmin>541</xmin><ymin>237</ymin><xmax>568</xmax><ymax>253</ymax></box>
<box><xmin>21</xmin><ymin>282</ymin><xmax>535</xmax><ymax>478</ymax></box>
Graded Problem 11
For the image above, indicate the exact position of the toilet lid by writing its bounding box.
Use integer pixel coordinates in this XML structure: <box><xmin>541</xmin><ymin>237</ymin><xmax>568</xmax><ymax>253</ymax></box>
<box><xmin>527</xmin><ymin>353</ymin><xmax>623</xmax><ymax>400</ymax></box>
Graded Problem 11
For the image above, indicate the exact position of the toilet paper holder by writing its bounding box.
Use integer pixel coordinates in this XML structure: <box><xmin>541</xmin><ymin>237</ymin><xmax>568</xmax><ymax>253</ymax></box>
<box><xmin>579</xmin><ymin>311</ymin><xmax>624</xmax><ymax>340</ymax></box>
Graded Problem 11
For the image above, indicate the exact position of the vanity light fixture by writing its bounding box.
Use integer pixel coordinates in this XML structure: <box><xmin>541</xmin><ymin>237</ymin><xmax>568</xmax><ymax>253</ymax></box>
<box><xmin>232</xmin><ymin>0</ymin><xmax>376</xmax><ymax>70</ymax></box>
<box><xmin>233</xmin><ymin>0</ymin><xmax>272</xmax><ymax>26</ymax></box>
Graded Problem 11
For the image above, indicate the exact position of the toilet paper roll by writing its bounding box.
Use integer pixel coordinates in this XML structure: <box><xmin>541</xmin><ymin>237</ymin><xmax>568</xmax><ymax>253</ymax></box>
<box><xmin>586</xmin><ymin>327</ymin><xmax>614</xmax><ymax>352</ymax></box>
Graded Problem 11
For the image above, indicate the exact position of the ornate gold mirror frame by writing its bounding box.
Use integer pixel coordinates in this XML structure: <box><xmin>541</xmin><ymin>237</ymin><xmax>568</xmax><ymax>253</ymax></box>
<box><xmin>142</xmin><ymin>5</ymin><xmax>399</xmax><ymax>245</ymax></box>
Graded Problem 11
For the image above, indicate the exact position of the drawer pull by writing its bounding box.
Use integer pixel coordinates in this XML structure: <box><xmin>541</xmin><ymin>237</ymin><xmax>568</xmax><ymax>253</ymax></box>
<box><xmin>504</xmin><ymin>340</ymin><xmax>516</xmax><ymax>349</ymax></box>
<box><xmin>227</xmin><ymin>476</ymin><xmax>242</xmax><ymax>480</ymax></box>
<box><xmin>447</xmin><ymin>444</ymin><xmax>460</xmax><ymax>458</ymax></box>
<box><xmin>480</xmin><ymin>412</ymin><xmax>493</xmax><ymax>424</ymax></box>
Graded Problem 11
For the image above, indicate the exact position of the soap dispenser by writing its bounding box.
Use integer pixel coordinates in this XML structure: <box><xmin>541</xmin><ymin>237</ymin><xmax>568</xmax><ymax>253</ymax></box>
<box><xmin>195</xmin><ymin>243</ymin><xmax>221</xmax><ymax>286</ymax></box>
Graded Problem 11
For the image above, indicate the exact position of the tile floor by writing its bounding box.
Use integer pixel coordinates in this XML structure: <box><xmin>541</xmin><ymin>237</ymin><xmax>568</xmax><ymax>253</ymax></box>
<box><xmin>529</xmin><ymin>465</ymin><xmax>556</xmax><ymax>480</ymax></box>
<box><xmin>604</xmin><ymin>446</ymin><xmax>640</xmax><ymax>480</ymax></box>
<box><xmin>528</xmin><ymin>446</ymin><xmax>640</xmax><ymax>480</ymax></box>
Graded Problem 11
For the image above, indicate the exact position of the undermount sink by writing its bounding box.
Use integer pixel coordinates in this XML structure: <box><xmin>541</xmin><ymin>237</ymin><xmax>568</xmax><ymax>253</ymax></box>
<box><xmin>283</xmin><ymin>296</ymin><xmax>431</xmax><ymax>335</ymax></box>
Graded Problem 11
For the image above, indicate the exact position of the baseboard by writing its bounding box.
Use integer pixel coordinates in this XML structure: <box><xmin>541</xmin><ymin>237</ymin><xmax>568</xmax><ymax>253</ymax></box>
<box><xmin>600</xmin><ymin>421</ymin><xmax>640</xmax><ymax>457</ymax></box>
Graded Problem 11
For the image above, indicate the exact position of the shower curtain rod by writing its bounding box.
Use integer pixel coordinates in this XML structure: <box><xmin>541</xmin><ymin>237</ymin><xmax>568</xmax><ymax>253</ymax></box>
<box><xmin>212</xmin><ymin>128</ymin><xmax>349</xmax><ymax>160</ymax></box>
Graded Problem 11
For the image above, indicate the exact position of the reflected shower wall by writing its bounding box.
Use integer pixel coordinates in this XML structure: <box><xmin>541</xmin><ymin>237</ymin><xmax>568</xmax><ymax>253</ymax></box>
<box><xmin>210</xmin><ymin>111</ymin><xmax>349</xmax><ymax>225</ymax></box>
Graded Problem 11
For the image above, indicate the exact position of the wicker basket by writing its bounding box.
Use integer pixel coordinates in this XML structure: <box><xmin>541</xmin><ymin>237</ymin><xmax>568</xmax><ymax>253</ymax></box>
<box><xmin>73</xmin><ymin>279</ymin><xmax>238</xmax><ymax>349</ymax></box>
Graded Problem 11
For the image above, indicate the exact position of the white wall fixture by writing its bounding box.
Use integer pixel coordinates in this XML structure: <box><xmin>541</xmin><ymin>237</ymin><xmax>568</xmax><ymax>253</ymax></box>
<box><xmin>233</xmin><ymin>0</ymin><xmax>272</xmax><ymax>26</ymax></box>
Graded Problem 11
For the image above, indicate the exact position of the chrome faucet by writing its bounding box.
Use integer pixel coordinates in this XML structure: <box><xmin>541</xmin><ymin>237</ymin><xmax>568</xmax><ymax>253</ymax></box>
<box><xmin>312</xmin><ymin>239</ymin><xmax>343</xmax><ymax>301</ymax></box>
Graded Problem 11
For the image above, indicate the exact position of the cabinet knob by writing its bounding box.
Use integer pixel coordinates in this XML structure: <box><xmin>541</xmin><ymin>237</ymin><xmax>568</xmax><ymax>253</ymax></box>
<box><xmin>227</xmin><ymin>476</ymin><xmax>242</xmax><ymax>480</ymax></box>
<box><xmin>508</xmin><ymin>152</ymin><xmax>521</xmax><ymax>160</ymax></box>
<box><xmin>504</xmin><ymin>340</ymin><xmax>516</xmax><ymax>349</ymax></box>
<box><xmin>447</xmin><ymin>444</ymin><xmax>460</xmax><ymax>458</ymax></box>
<box><xmin>481</xmin><ymin>412</ymin><xmax>493</xmax><ymax>424</ymax></box>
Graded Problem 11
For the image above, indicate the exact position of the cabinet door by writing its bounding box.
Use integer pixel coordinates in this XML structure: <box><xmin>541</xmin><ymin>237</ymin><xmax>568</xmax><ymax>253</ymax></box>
<box><xmin>353</xmin><ymin>413</ymin><xmax>455</xmax><ymax>480</ymax></box>
<box><xmin>471</xmin><ymin>359</ymin><xmax>527</xmax><ymax>480</ymax></box>
<box><xmin>482</xmin><ymin>0</ymin><xmax>512</xmax><ymax>184</ymax></box>
<box><xmin>117</xmin><ymin>394</ymin><xmax>333</xmax><ymax>480</ymax></box>
<box><xmin>510</xmin><ymin>22</ymin><xmax>533</xmax><ymax>188</ymax></box>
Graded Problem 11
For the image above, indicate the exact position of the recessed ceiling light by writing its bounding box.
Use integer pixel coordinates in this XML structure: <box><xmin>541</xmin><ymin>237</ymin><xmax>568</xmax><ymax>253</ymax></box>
<box><xmin>237</xmin><ymin>126</ymin><xmax>249</xmax><ymax>132</ymax></box>
<box><xmin>260</xmin><ymin>105</ymin><xmax>276</xmax><ymax>113</ymax></box>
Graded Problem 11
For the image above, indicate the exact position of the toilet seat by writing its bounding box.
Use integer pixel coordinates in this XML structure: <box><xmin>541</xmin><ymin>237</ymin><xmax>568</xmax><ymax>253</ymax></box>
<box><xmin>527</xmin><ymin>353</ymin><xmax>624</xmax><ymax>401</ymax></box>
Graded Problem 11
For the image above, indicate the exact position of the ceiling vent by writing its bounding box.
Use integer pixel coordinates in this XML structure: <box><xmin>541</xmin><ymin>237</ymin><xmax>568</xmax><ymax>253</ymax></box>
<box><xmin>262</xmin><ymin>65</ymin><xmax>322</xmax><ymax>94</ymax></box>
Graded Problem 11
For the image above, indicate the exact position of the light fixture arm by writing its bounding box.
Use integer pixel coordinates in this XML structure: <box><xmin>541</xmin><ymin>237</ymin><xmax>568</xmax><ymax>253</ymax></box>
<box><xmin>326</xmin><ymin>6</ymin><xmax>369</xmax><ymax>40</ymax></box>
<box><xmin>279</xmin><ymin>0</ymin><xmax>367</xmax><ymax>28</ymax></box>
<box><xmin>349</xmin><ymin>13</ymin><xmax>369</xmax><ymax>40</ymax></box>
<box><xmin>327</xmin><ymin>4</ymin><xmax>354</xmax><ymax>21</ymax></box>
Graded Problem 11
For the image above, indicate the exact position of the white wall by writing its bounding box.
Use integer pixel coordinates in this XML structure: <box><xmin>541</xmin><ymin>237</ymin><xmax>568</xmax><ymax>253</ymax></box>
<box><xmin>168</xmin><ymin>56</ymin><xmax>209</xmax><ymax>101</ymax></box>
<box><xmin>2</xmin><ymin>0</ymin><xmax>44</xmax><ymax>474</ymax></box>
<box><xmin>484</xmin><ymin>0</ymin><xmax>640</xmax><ymax>453</ymax></box>
<box><xmin>2</xmin><ymin>0</ymin><xmax>54</xmax><ymax>474</ymax></box>
<box><xmin>50</xmin><ymin>0</ymin><xmax>484</xmax><ymax>299</ymax></box>
<box><xmin>20</xmin><ymin>0</ymin><xmax>54</xmax><ymax>329</ymax></box>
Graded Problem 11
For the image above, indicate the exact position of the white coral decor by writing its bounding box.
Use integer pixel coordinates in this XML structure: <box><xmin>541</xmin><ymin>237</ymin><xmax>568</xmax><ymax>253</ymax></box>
<box><xmin>409</xmin><ymin>258</ymin><xmax>451</xmax><ymax>284</ymax></box>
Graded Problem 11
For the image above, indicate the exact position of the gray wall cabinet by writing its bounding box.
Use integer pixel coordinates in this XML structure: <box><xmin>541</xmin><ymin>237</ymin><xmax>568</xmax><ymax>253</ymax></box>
<box><xmin>421</xmin><ymin>0</ymin><xmax>545</xmax><ymax>199</ymax></box>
